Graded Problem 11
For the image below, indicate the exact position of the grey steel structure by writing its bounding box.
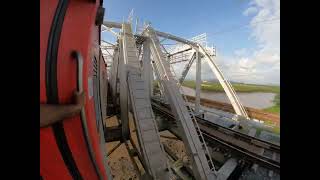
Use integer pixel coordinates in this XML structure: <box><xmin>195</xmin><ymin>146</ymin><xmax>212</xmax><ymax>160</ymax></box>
<box><xmin>104</xmin><ymin>20</ymin><xmax>248</xmax><ymax>119</ymax></box>
<box><xmin>103</xmin><ymin>20</ymin><xmax>252</xmax><ymax>180</ymax></box>
<box><xmin>195</xmin><ymin>50</ymin><xmax>201</xmax><ymax>114</ymax></box>
<box><xmin>145</xmin><ymin>26</ymin><xmax>216</xmax><ymax>180</ymax></box>
<box><xmin>117</xmin><ymin>23</ymin><xmax>170</xmax><ymax>179</ymax></box>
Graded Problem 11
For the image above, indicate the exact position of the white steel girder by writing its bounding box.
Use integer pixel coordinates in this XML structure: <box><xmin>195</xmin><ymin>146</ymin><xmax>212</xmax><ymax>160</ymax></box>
<box><xmin>197</xmin><ymin>45</ymin><xmax>248</xmax><ymax>118</ymax></box>
<box><xmin>153</xmin><ymin>29</ymin><xmax>249</xmax><ymax>119</ymax></box>
<box><xmin>145</xmin><ymin>26</ymin><xmax>216</xmax><ymax>180</ymax></box>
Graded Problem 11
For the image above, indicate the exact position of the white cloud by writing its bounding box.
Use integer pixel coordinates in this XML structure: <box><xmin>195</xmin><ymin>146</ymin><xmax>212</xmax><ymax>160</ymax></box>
<box><xmin>243</xmin><ymin>7</ymin><xmax>258</xmax><ymax>16</ymax></box>
<box><xmin>173</xmin><ymin>0</ymin><xmax>280</xmax><ymax>85</ymax></box>
<box><xmin>217</xmin><ymin>0</ymin><xmax>280</xmax><ymax>85</ymax></box>
<box><xmin>234</xmin><ymin>48</ymin><xmax>248</xmax><ymax>57</ymax></box>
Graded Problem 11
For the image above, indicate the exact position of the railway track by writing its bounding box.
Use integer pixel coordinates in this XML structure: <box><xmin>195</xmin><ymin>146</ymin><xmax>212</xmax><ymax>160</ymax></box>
<box><xmin>151</xmin><ymin>99</ymin><xmax>280</xmax><ymax>172</ymax></box>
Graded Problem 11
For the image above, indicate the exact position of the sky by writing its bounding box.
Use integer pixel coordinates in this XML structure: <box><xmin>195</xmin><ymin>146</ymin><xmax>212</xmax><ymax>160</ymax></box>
<box><xmin>102</xmin><ymin>0</ymin><xmax>280</xmax><ymax>85</ymax></box>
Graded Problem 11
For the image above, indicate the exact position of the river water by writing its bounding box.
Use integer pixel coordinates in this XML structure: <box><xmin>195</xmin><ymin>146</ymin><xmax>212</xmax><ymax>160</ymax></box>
<box><xmin>181</xmin><ymin>86</ymin><xmax>276</xmax><ymax>109</ymax></box>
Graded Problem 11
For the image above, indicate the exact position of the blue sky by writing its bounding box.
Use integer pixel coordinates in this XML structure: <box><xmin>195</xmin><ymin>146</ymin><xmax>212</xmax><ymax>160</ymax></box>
<box><xmin>102</xmin><ymin>0</ymin><xmax>255</xmax><ymax>55</ymax></box>
<box><xmin>102</xmin><ymin>0</ymin><xmax>280</xmax><ymax>85</ymax></box>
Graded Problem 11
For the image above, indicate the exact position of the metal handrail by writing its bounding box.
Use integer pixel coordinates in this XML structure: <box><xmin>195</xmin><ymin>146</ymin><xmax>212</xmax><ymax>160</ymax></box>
<box><xmin>169</xmin><ymin>62</ymin><xmax>217</xmax><ymax>174</ymax></box>
<box><xmin>72</xmin><ymin>51</ymin><xmax>105</xmax><ymax>180</ymax></box>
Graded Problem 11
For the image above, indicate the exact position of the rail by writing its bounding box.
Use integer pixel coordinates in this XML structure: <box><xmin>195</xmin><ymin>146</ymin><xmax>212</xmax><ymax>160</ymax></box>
<box><xmin>72</xmin><ymin>51</ymin><xmax>104</xmax><ymax>180</ymax></box>
<box><xmin>151</xmin><ymin>100</ymin><xmax>280</xmax><ymax>172</ymax></box>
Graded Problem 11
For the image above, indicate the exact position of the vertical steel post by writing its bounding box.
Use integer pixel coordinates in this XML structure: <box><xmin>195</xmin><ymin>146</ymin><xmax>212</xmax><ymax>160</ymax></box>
<box><xmin>195</xmin><ymin>49</ymin><xmax>201</xmax><ymax>114</ymax></box>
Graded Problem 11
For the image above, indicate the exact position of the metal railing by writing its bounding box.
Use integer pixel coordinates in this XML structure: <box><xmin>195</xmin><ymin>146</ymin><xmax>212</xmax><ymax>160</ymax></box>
<box><xmin>169</xmin><ymin>62</ymin><xmax>217</xmax><ymax>174</ymax></box>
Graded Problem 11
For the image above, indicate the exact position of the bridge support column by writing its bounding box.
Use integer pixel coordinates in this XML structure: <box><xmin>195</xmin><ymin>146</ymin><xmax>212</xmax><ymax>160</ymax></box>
<box><xmin>195</xmin><ymin>49</ymin><xmax>201</xmax><ymax>114</ymax></box>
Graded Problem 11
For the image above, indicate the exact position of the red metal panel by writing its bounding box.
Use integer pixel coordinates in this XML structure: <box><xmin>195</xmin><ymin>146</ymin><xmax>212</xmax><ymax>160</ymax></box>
<box><xmin>40</xmin><ymin>0</ymin><xmax>109</xmax><ymax>179</ymax></box>
<box><xmin>40</xmin><ymin>0</ymin><xmax>73</xmax><ymax>179</ymax></box>
<box><xmin>56</xmin><ymin>0</ymin><xmax>108</xmax><ymax>179</ymax></box>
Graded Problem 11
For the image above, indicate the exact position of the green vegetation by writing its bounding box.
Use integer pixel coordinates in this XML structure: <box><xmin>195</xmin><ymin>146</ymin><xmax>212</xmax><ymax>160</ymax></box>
<box><xmin>182</xmin><ymin>80</ymin><xmax>280</xmax><ymax>114</ymax></box>
<box><xmin>264</xmin><ymin>105</ymin><xmax>280</xmax><ymax>114</ymax></box>
<box><xmin>156</xmin><ymin>80</ymin><xmax>281</xmax><ymax>134</ymax></box>
<box><xmin>239</xmin><ymin>124</ymin><xmax>280</xmax><ymax>136</ymax></box>
<box><xmin>263</xmin><ymin>120</ymin><xmax>280</xmax><ymax>134</ymax></box>
<box><xmin>263</xmin><ymin>93</ymin><xmax>280</xmax><ymax>114</ymax></box>
<box><xmin>273</xmin><ymin>126</ymin><xmax>280</xmax><ymax>134</ymax></box>
<box><xmin>256</xmin><ymin>126</ymin><xmax>280</xmax><ymax>136</ymax></box>
<box><xmin>182</xmin><ymin>80</ymin><xmax>280</xmax><ymax>93</ymax></box>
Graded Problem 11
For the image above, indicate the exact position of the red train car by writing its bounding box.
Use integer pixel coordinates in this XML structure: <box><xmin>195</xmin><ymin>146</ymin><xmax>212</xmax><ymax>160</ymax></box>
<box><xmin>40</xmin><ymin>0</ymin><xmax>110</xmax><ymax>179</ymax></box>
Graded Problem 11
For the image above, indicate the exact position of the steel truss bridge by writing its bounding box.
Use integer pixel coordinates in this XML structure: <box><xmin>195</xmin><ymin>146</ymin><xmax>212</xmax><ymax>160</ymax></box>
<box><xmin>100</xmin><ymin>20</ymin><xmax>280</xmax><ymax>180</ymax></box>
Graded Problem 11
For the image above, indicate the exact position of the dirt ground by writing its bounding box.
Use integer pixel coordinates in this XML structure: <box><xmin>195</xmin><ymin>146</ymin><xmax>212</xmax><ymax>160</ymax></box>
<box><xmin>104</xmin><ymin>114</ymin><xmax>187</xmax><ymax>179</ymax></box>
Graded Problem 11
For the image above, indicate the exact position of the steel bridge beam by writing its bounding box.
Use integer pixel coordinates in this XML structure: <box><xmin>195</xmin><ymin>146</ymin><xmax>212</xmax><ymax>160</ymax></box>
<box><xmin>153</xmin><ymin>28</ymin><xmax>249</xmax><ymax>119</ymax></box>
<box><xmin>178</xmin><ymin>52</ymin><xmax>196</xmax><ymax>84</ymax></box>
<box><xmin>118</xmin><ymin>31</ymin><xmax>130</xmax><ymax>140</ymax></box>
<box><xmin>168</xmin><ymin>47</ymin><xmax>193</xmax><ymax>57</ymax></box>
<box><xmin>195</xmin><ymin>50</ymin><xmax>201</xmax><ymax>114</ymax></box>
<box><xmin>197</xmin><ymin>45</ymin><xmax>248</xmax><ymax>118</ymax></box>
<box><xmin>122</xmin><ymin>23</ymin><xmax>170</xmax><ymax>179</ymax></box>
<box><xmin>151</xmin><ymin>101</ymin><xmax>280</xmax><ymax>172</ymax></box>
<box><xmin>152</xmin><ymin>29</ymin><xmax>248</xmax><ymax>118</ymax></box>
<box><xmin>103</xmin><ymin>21</ymin><xmax>122</xmax><ymax>29</ymax></box>
<box><xmin>110</xmin><ymin>47</ymin><xmax>119</xmax><ymax>105</ymax></box>
<box><xmin>146</xmin><ymin>26</ymin><xmax>216</xmax><ymax>180</ymax></box>
<box><xmin>142</xmin><ymin>39</ymin><xmax>153</xmax><ymax>98</ymax></box>
<box><xmin>154</xmin><ymin>30</ymin><xmax>198</xmax><ymax>47</ymax></box>
<box><xmin>103</xmin><ymin>21</ymin><xmax>196</xmax><ymax>48</ymax></box>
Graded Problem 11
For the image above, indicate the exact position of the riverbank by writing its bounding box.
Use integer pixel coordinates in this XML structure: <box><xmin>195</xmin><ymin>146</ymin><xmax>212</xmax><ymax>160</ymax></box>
<box><xmin>182</xmin><ymin>80</ymin><xmax>280</xmax><ymax>114</ymax></box>
<box><xmin>263</xmin><ymin>94</ymin><xmax>280</xmax><ymax>114</ymax></box>
<box><xmin>264</xmin><ymin>105</ymin><xmax>280</xmax><ymax>114</ymax></box>
<box><xmin>185</xmin><ymin>95</ymin><xmax>280</xmax><ymax>126</ymax></box>
<box><xmin>182</xmin><ymin>80</ymin><xmax>280</xmax><ymax>93</ymax></box>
